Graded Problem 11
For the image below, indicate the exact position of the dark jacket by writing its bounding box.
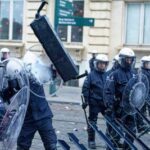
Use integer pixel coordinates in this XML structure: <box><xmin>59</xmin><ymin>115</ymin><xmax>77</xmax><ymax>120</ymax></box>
<box><xmin>25</xmin><ymin>80</ymin><xmax>53</xmax><ymax>121</ymax></box>
<box><xmin>82</xmin><ymin>70</ymin><xmax>108</xmax><ymax>106</ymax></box>
<box><xmin>142</xmin><ymin>68</ymin><xmax>150</xmax><ymax>101</ymax></box>
<box><xmin>104</xmin><ymin>67</ymin><xmax>136</xmax><ymax>107</ymax></box>
<box><xmin>2</xmin><ymin>78</ymin><xmax>53</xmax><ymax>121</ymax></box>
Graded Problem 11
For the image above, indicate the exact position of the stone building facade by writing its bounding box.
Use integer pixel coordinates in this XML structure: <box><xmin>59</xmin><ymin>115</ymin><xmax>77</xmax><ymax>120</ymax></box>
<box><xmin>0</xmin><ymin>0</ymin><xmax>150</xmax><ymax>86</ymax></box>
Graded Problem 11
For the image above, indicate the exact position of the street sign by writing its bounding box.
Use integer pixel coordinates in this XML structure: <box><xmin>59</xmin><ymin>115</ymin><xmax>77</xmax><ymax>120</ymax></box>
<box><xmin>55</xmin><ymin>0</ymin><xmax>95</xmax><ymax>27</ymax></box>
<box><xmin>57</xmin><ymin>17</ymin><xmax>95</xmax><ymax>26</ymax></box>
<box><xmin>59</xmin><ymin>0</ymin><xmax>73</xmax><ymax>10</ymax></box>
<box><xmin>56</xmin><ymin>0</ymin><xmax>73</xmax><ymax>17</ymax></box>
<box><xmin>58</xmin><ymin>9</ymin><xmax>73</xmax><ymax>17</ymax></box>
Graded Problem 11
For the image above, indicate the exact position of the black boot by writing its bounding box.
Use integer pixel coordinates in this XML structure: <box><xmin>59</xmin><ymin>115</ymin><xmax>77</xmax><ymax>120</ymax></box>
<box><xmin>88</xmin><ymin>141</ymin><xmax>96</xmax><ymax>149</ymax></box>
<box><xmin>138</xmin><ymin>123</ymin><xmax>149</xmax><ymax>133</ymax></box>
<box><xmin>88</xmin><ymin>122</ymin><xmax>96</xmax><ymax>149</ymax></box>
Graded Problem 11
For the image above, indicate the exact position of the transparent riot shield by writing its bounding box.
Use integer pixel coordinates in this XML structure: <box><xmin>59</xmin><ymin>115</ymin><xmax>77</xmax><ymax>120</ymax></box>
<box><xmin>122</xmin><ymin>74</ymin><xmax>149</xmax><ymax>115</ymax></box>
<box><xmin>0</xmin><ymin>87</ymin><xmax>29</xmax><ymax>150</ymax></box>
<box><xmin>0</xmin><ymin>58</ymin><xmax>30</xmax><ymax>150</ymax></box>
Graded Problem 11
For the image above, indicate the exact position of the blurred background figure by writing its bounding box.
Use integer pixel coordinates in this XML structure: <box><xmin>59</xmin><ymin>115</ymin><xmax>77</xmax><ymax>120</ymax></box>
<box><xmin>0</xmin><ymin>47</ymin><xmax>10</xmax><ymax>61</ymax></box>
<box><xmin>89</xmin><ymin>52</ymin><xmax>98</xmax><ymax>72</ymax></box>
<box><xmin>49</xmin><ymin>64</ymin><xmax>57</xmax><ymax>96</ymax></box>
<box><xmin>107</xmin><ymin>54</ymin><xmax>119</xmax><ymax>75</ymax></box>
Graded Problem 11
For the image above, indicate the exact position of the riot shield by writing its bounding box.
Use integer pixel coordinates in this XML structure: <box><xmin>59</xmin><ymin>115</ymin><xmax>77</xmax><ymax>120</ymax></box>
<box><xmin>122</xmin><ymin>74</ymin><xmax>149</xmax><ymax>115</ymax></box>
<box><xmin>0</xmin><ymin>58</ymin><xmax>30</xmax><ymax>150</ymax></box>
<box><xmin>0</xmin><ymin>86</ymin><xmax>29</xmax><ymax>150</ymax></box>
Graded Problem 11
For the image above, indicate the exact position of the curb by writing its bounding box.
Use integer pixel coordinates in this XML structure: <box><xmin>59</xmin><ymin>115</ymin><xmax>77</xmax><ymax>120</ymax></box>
<box><xmin>47</xmin><ymin>99</ymin><xmax>81</xmax><ymax>105</ymax></box>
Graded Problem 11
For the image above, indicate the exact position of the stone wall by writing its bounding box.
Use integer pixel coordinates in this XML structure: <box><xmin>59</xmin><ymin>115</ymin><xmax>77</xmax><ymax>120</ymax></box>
<box><xmin>87</xmin><ymin>0</ymin><xmax>112</xmax><ymax>54</ymax></box>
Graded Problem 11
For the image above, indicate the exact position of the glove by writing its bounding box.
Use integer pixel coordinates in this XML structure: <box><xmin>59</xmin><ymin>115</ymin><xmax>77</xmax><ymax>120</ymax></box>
<box><xmin>82</xmin><ymin>102</ymin><xmax>88</xmax><ymax>109</ymax></box>
<box><xmin>105</xmin><ymin>108</ymin><xmax>113</xmax><ymax>116</ymax></box>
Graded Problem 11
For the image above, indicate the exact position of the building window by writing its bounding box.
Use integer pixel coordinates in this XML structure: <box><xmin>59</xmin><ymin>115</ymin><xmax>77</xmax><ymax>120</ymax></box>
<box><xmin>56</xmin><ymin>0</ymin><xmax>84</xmax><ymax>43</ymax></box>
<box><xmin>125</xmin><ymin>3</ymin><xmax>150</xmax><ymax>45</ymax></box>
<box><xmin>0</xmin><ymin>0</ymin><xmax>23</xmax><ymax>40</ymax></box>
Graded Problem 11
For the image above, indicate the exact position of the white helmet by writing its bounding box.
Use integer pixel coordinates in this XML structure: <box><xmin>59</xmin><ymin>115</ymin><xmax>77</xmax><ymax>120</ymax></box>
<box><xmin>94</xmin><ymin>54</ymin><xmax>109</xmax><ymax>72</ymax></box>
<box><xmin>0</xmin><ymin>48</ymin><xmax>10</xmax><ymax>53</ymax></box>
<box><xmin>141</xmin><ymin>56</ymin><xmax>150</xmax><ymax>62</ymax></box>
<box><xmin>96</xmin><ymin>54</ymin><xmax>109</xmax><ymax>62</ymax></box>
<box><xmin>114</xmin><ymin>54</ymin><xmax>119</xmax><ymax>61</ymax></box>
<box><xmin>141</xmin><ymin>56</ymin><xmax>150</xmax><ymax>69</ymax></box>
<box><xmin>6</xmin><ymin>59</ymin><xmax>24</xmax><ymax>79</ymax></box>
<box><xmin>119</xmin><ymin>47</ymin><xmax>135</xmax><ymax>57</ymax></box>
<box><xmin>119</xmin><ymin>47</ymin><xmax>135</xmax><ymax>69</ymax></box>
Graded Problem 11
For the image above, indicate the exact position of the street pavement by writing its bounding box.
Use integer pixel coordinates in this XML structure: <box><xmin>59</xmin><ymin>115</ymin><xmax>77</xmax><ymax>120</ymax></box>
<box><xmin>12</xmin><ymin>85</ymin><xmax>150</xmax><ymax>150</ymax></box>
<box><xmin>30</xmin><ymin>102</ymin><xmax>150</xmax><ymax>150</ymax></box>
<box><xmin>30</xmin><ymin>103</ymin><xmax>107</xmax><ymax>150</ymax></box>
<box><xmin>44</xmin><ymin>85</ymin><xmax>82</xmax><ymax>104</ymax></box>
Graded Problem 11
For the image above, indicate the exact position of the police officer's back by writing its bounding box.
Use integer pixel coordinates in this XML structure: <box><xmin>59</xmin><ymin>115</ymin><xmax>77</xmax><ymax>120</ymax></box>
<box><xmin>17</xmin><ymin>78</ymin><xmax>57</xmax><ymax>150</ymax></box>
<box><xmin>26</xmin><ymin>79</ymin><xmax>53</xmax><ymax>120</ymax></box>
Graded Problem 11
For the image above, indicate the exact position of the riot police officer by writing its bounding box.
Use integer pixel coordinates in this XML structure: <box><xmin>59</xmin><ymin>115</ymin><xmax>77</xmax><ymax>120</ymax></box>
<box><xmin>17</xmin><ymin>80</ymin><xmax>57</xmax><ymax>150</ymax></box>
<box><xmin>104</xmin><ymin>48</ymin><xmax>136</xmax><ymax>150</ymax></box>
<box><xmin>136</xmin><ymin>56</ymin><xmax>150</xmax><ymax>133</ymax></box>
<box><xmin>141</xmin><ymin>56</ymin><xmax>150</xmax><ymax>117</ymax></box>
<box><xmin>107</xmin><ymin>54</ymin><xmax>119</xmax><ymax>75</ymax></box>
<box><xmin>1</xmin><ymin>57</ymin><xmax>57</xmax><ymax>150</ymax></box>
<box><xmin>82</xmin><ymin>54</ymin><xmax>109</xmax><ymax>149</ymax></box>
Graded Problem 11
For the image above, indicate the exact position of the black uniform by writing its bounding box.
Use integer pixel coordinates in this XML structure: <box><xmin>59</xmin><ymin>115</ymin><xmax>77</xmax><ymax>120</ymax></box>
<box><xmin>136</xmin><ymin>68</ymin><xmax>150</xmax><ymax>133</ymax></box>
<box><xmin>0</xmin><ymin>57</ymin><xmax>57</xmax><ymax>150</ymax></box>
<box><xmin>17</xmin><ymin>79</ymin><xmax>57</xmax><ymax>150</ymax></box>
<box><xmin>104</xmin><ymin>67</ymin><xmax>136</xmax><ymax>150</ymax></box>
<box><xmin>141</xmin><ymin>68</ymin><xmax>150</xmax><ymax>117</ymax></box>
<box><xmin>82</xmin><ymin>70</ymin><xmax>107</xmax><ymax>142</ymax></box>
<box><xmin>142</xmin><ymin>68</ymin><xmax>150</xmax><ymax>106</ymax></box>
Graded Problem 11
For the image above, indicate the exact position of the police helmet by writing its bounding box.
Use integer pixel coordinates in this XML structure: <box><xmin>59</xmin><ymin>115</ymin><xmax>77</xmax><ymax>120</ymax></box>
<box><xmin>94</xmin><ymin>54</ymin><xmax>109</xmax><ymax>72</ymax></box>
<box><xmin>141</xmin><ymin>56</ymin><xmax>150</xmax><ymax>70</ymax></box>
<box><xmin>113</xmin><ymin>54</ymin><xmax>119</xmax><ymax>61</ymax></box>
<box><xmin>0</xmin><ymin>48</ymin><xmax>10</xmax><ymax>53</ymax></box>
<box><xmin>119</xmin><ymin>47</ymin><xmax>135</xmax><ymax>69</ymax></box>
<box><xmin>6</xmin><ymin>59</ymin><xmax>24</xmax><ymax>79</ymax></box>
